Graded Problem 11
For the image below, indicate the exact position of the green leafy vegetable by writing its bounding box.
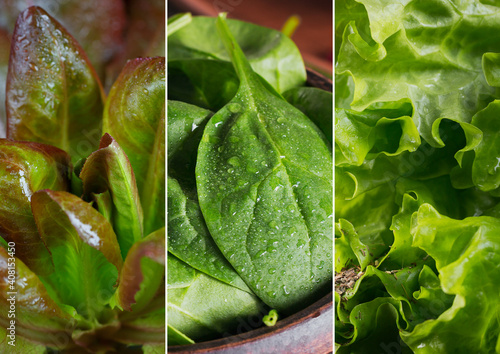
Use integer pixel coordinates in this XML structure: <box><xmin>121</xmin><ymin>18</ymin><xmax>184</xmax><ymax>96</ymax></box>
<box><xmin>0</xmin><ymin>4</ymin><xmax>165</xmax><ymax>352</ymax></box>
<box><xmin>80</xmin><ymin>133</ymin><xmax>144</xmax><ymax>257</ymax></box>
<box><xmin>167</xmin><ymin>12</ymin><xmax>333</xmax><ymax>346</ymax></box>
<box><xmin>336</xmin><ymin>0</ymin><xmax>500</xmax><ymax>352</ymax></box>
<box><xmin>103</xmin><ymin>57</ymin><xmax>165</xmax><ymax>235</ymax></box>
<box><xmin>193</xmin><ymin>13</ymin><xmax>332</xmax><ymax>313</ymax></box>
<box><xmin>168</xmin><ymin>15</ymin><xmax>307</xmax><ymax>94</ymax></box>
<box><xmin>31</xmin><ymin>190</ymin><xmax>122</xmax><ymax>319</ymax></box>
<box><xmin>0</xmin><ymin>140</ymin><xmax>71</xmax><ymax>275</ymax></box>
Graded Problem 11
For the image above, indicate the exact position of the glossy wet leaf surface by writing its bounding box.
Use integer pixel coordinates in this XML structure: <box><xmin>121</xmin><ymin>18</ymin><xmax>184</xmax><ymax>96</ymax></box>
<box><xmin>0</xmin><ymin>0</ymin><xmax>126</xmax><ymax>77</ymax></box>
<box><xmin>0</xmin><ymin>140</ymin><xmax>70</xmax><ymax>275</ymax></box>
<box><xmin>195</xmin><ymin>14</ymin><xmax>333</xmax><ymax>313</ymax></box>
<box><xmin>103</xmin><ymin>57</ymin><xmax>165</xmax><ymax>236</ymax></box>
<box><xmin>6</xmin><ymin>7</ymin><xmax>105</xmax><ymax>163</ymax></box>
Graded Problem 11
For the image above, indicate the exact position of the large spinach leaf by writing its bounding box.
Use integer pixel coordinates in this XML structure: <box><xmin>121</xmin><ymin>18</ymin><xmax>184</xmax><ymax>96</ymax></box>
<box><xmin>195</xmin><ymin>14</ymin><xmax>333</xmax><ymax>313</ymax></box>
<box><xmin>167</xmin><ymin>253</ymin><xmax>264</xmax><ymax>344</ymax></box>
<box><xmin>168</xmin><ymin>15</ymin><xmax>306</xmax><ymax>94</ymax></box>
<box><xmin>167</xmin><ymin>100</ymin><xmax>249</xmax><ymax>291</ymax></box>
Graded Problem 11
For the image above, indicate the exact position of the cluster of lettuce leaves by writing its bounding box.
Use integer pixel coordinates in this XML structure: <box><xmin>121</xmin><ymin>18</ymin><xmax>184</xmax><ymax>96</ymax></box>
<box><xmin>0</xmin><ymin>4</ymin><xmax>165</xmax><ymax>353</ymax></box>
<box><xmin>336</xmin><ymin>0</ymin><xmax>500</xmax><ymax>352</ymax></box>
<box><xmin>167</xmin><ymin>14</ymin><xmax>333</xmax><ymax>345</ymax></box>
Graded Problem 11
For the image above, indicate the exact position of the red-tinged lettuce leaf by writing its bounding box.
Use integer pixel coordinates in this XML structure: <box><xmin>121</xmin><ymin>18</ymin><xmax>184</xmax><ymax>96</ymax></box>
<box><xmin>143</xmin><ymin>343</ymin><xmax>167</xmax><ymax>354</ymax></box>
<box><xmin>31</xmin><ymin>190</ymin><xmax>122</xmax><ymax>320</ymax></box>
<box><xmin>70</xmin><ymin>309</ymin><xmax>121</xmax><ymax>352</ymax></box>
<box><xmin>0</xmin><ymin>0</ymin><xmax>126</xmax><ymax>77</ymax></box>
<box><xmin>0</xmin><ymin>247</ymin><xmax>75</xmax><ymax>350</ymax></box>
<box><xmin>113</xmin><ymin>228</ymin><xmax>165</xmax><ymax>312</ymax></box>
<box><xmin>79</xmin><ymin>133</ymin><xmax>144</xmax><ymax>258</ymax></box>
<box><xmin>0</xmin><ymin>29</ymin><xmax>9</xmax><ymax>138</ymax></box>
<box><xmin>111</xmin><ymin>308</ymin><xmax>165</xmax><ymax>346</ymax></box>
<box><xmin>103</xmin><ymin>57</ymin><xmax>165</xmax><ymax>235</ymax></box>
<box><xmin>6</xmin><ymin>6</ymin><xmax>105</xmax><ymax>163</ymax></box>
<box><xmin>0</xmin><ymin>140</ymin><xmax>71</xmax><ymax>275</ymax></box>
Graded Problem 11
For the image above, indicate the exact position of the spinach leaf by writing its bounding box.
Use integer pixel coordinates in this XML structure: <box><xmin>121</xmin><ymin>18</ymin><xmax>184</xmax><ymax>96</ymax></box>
<box><xmin>168</xmin><ymin>59</ymin><xmax>239</xmax><ymax>111</ymax></box>
<box><xmin>283</xmin><ymin>86</ymin><xmax>333</xmax><ymax>145</ymax></box>
<box><xmin>6</xmin><ymin>7</ymin><xmax>105</xmax><ymax>163</ymax></box>
<box><xmin>195</xmin><ymin>14</ymin><xmax>333</xmax><ymax>313</ymax></box>
<box><xmin>80</xmin><ymin>134</ymin><xmax>144</xmax><ymax>258</ymax></box>
<box><xmin>103</xmin><ymin>57</ymin><xmax>165</xmax><ymax>236</ymax></box>
<box><xmin>167</xmin><ymin>253</ymin><xmax>264</xmax><ymax>343</ymax></box>
<box><xmin>168</xmin><ymin>16</ymin><xmax>306</xmax><ymax>94</ymax></box>
<box><xmin>0</xmin><ymin>140</ymin><xmax>71</xmax><ymax>276</ymax></box>
<box><xmin>167</xmin><ymin>100</ymin><xmax>249</xmax><ymax>291</ymax></box>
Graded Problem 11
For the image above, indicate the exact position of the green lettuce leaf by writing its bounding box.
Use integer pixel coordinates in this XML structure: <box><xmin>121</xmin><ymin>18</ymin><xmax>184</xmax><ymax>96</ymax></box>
<box><xmin>337</xmin><ymin>18</ymin><xmax>497</xmax><ymax>146</ymax></box>
<box><xmin>404</xmin><ymin>204</ymin><xmax>500</xmax><ymax>352</ymax></box>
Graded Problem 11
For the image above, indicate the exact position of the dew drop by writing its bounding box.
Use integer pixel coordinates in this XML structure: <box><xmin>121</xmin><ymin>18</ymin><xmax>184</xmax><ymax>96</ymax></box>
<box><xmin>228</xmin><ymin>156</ymin><xmax>240</xmax><ymax>166</ymax></box>
<box><xmin>227</xmin><ymin>103</ymin><xmax>241</xmax><ymax>113</ymax></box>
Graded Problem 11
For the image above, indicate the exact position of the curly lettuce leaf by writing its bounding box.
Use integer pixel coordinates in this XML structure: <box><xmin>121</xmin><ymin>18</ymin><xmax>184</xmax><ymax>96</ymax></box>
<box><xmin>403</xmin><ymin>204</ymin><xmax>500</xmax><ymax>352</ymax></box>
<box><xmin>337</xmin><ymin>13</ymin><xmax>498</xmax><ymax>146</ymax></box>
